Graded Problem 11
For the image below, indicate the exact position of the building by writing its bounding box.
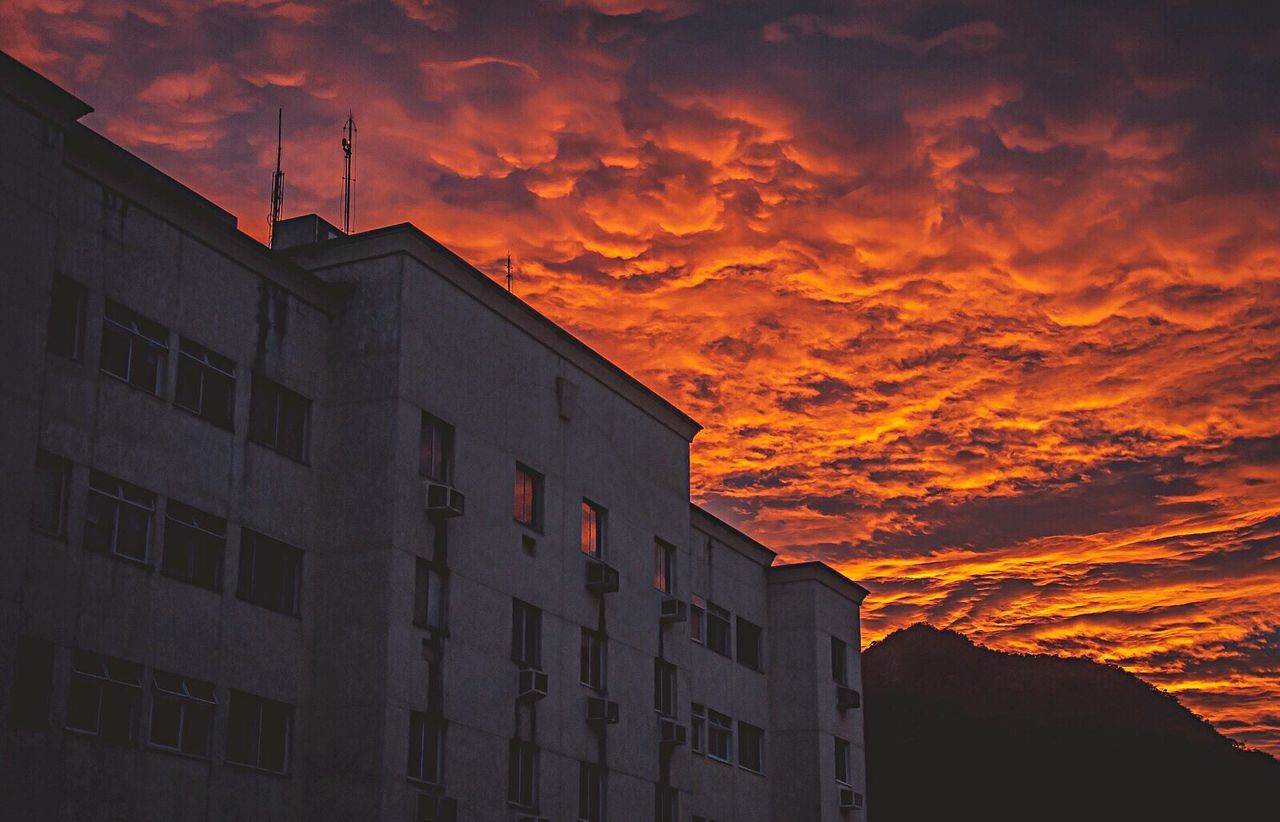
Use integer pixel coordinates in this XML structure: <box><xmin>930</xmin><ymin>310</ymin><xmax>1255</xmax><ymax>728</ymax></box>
<box><xmin>0</xmin><ymin>51</ymin><xmax>869</xmax><ymax>821</ymax></box>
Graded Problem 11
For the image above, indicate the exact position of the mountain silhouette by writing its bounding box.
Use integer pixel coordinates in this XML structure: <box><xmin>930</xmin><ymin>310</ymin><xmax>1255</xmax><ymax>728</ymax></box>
<box><xmin>863</xmin><ymin>624</ymin><xmax>1280</xmax><ymax>821</ymax></box>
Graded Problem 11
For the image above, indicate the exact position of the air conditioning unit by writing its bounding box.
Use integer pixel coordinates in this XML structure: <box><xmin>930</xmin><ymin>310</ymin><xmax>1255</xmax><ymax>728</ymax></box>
<box><xmin>416</xmin><ymin>793</ymin><xmax>458</xmax><ymax>822</ymax></box>
<box><xmin>839</xmin><ymin>788</ymin><xmax>864</xmax><ymax>810</ymax></box>
<box><xmin>837</xmin><ymin>686</ymin><xmax>861</xmax><ymax>710</ymax></box>
<box><xmin>424</xmin><ymin>481</ymin><xmax>465</xmax><ymax>518</ymax></box>
<box><xmin>517</xmin><ymin>668</ymin><xmax>548</xmax><ymax>702</ymax></box>
<box><xmin>659</xmin><ymin>597</ymin><xmax>686</xmax><ymax>622</ymax></box>
<box><xmin>659</xmin><ymin>718</ymin><xmax>687</xmax><ymax>746</ymax></box>
<box><xmin>586</xmin><ymin>696</ymin><xmax>619</xmax><ymax>725</ymax></box>
<box><xmin>585</xmin><ymin>559</ymin><xmax>620</xmax><ymax>594</ymax></box>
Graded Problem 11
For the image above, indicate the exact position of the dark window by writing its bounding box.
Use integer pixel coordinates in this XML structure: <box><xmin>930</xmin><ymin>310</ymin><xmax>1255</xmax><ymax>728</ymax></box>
<box><xmin>835</xmin><ymin>736</ymin><xmax>851</xmax><ymax>784</ymax></box>
<box><xmin>161</xmin><ymin>501</ymin><xmax>225</xmax><ymax>590</ymax></box>
<box><xmin>85</xmin><ymin>471</ymin><xmax>154</xmax><ymax>563</ymax></box>
<box><xmin>736</xmin><ymin>617</ymin><xmax>763</xmax><ymax>672</ymax></box>
<box><xmin>65</xmin><ymin>650</ymin><xmax>142</xmax><ymax>744</ymax></box>
<box><xmin>47</xmin><ymin>276</ymin><xmax>86</xmax><ymax>360</ymax></box>
<box><xmin>511</xmin><ymin>599</ymin><xmax>542</xmax><ymax>668</ymax></box>
<box><xmin>580</xmin><ymin>500</ymin><xmax>605</xmax><ymax>558</ymax></box>
<box><xmin>706</xmin><ymin>602</ymin><xmax>732</xmax><ymax>657</ymax></box>
<box><xmin>507</xmin><ymin>739</ymin><xmax>538</xmax><ymax>809</ymax></box>
<box><xmin>654</xmin><ymin>659</ymin><xmax>677</xmax><ymax>716</ymax></box>
<box><xmin>653</xmin><ymin>539</ymin><xmax>674</xmax><ymax>594</ymax></box>
<box><xmin>738</xmin><ymin>722</ymin><xmax>764</xmax><ymax>774</ymax></box>
<box><xmin>31</xmin><ymin>450</ymin><xmax>70</xmax><ymax>538</ymax></box>
<box><xmin>655</xmin><ymin>785</ymin><xmax>678</xmax><ymax>822</ymax></box>
<box><xmin>414</xmin><ymin>558</ymin><xmax>447</xmax><ymax>630</ymax></box>
<box><xmin>831</xmin><ymin>637</ymin><xmax>848</xmax><ymax>685</ymax></box>
<box><xmin>11</xmin><ymin>636</ymin><xmax>55</xmax><ymax>731</ymax></box>
<box><xmin>580</xmin><ymin>628</ymin><xmax>606</xmax><ymax>692</ymax></box>
<box><xmin>174</xmin><ymin>338</ymin><xmax>236</xmax><ymax>430</ymax></box>
<box><xmin>691</xmin><ymin>703</ymin><xmax>705</xmax><ymax>754</ymax></box>
<box><xmin>419</xmin><ymin>412</ymin><xmax>454</xmax><ymax>482</ymax></box>
<box><xmin>237</xmin><ymin>530</ymin><xmax>302</xmax><ymax>616</ymax></box>
<box><xmin>100</xmin><ymin>300</ymin><xmax>168</xmax><ymax>394</ymax></box>
<box><xmin>707</xmin><ymin>708</ymin><xmax>732</xmax><ymax>763</ymax></box>
<box><xmin>226</xmin><ymin>690</ymin><xmax>292</xmax><ymax>773</ymax></box>
<box><xmin>514</xmin><ymin>464</ymin><xmax>542</xmax><ymax>528</ymax></box>
<box><xmin>690</xmin><ymin>595</ymin><xmax>705</xmax><ymax>644</ymax></box>
<box><xmin>248</xmin><ymin>374</ymin><xmax>310</xmax><ymax>462</ymax></box>
<box><xmin>149</xmin><ymin>671</ymin><xmax>216</xmax><ymax>757</ymax></box>
<box><xmin>408</xmin><ymin>711</ymin><xmax>443</xmax><ymax>784</ymax></box>
<box><xmin>578</xmin><ymin>761</ymin><xmax>605</xmax><ymax>822</ymax></box>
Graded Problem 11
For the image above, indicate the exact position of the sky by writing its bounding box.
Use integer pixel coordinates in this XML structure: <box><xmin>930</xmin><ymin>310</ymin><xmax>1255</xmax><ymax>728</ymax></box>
<box><xmin>5</xmin><ymin>0</ymin><xmax>1278</xmax><ymax>755</ymax></box>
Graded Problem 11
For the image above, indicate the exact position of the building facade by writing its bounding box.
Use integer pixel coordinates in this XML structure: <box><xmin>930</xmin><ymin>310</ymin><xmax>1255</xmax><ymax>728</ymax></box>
<box><xmin>0</xmin><ymin>52</ymin><xmax>869</xmax><ymax>821</ymax></box>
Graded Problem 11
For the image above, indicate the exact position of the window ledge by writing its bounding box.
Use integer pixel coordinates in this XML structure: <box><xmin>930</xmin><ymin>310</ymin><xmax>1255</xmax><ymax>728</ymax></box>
<box><xmin>225</xmin><ymin>760</ymin><xmax>291</xmax><ymax>778</ymax></box>
<box><xmin>145</xmin><ymin>743</ymin><xmax>211</xmax><ymax>762</ymax></box>
<box><xmin>247</xmin><ymin>438</ymin><xmax>310</xmax><ymax>467</ymax></box>
<box><xmin>173</xmin><ymin>401</ymin><xmax>235</xmax><ymax>433</ymax></box>
<box><xmin>738</xmin><ymin>765</ymin><xmax>766</xmax><ymax>777</ymax></box>
<box><xmin>99</xmin><ymin>370</ymin><xmax>164</xmax><ymax>399</ymax></box>
<box><xmin>406</xmin><ymin>775</ymin><xmax>443</xmax><ymax>788</ymax></box>
<box><xmin>85</xmin><ymin>549</ymin><xmax>155</xmax><ymax>572</ymax></box>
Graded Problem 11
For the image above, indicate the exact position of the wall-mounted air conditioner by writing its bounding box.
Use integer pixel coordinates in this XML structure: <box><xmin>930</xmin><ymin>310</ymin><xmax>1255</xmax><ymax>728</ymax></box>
<box><xmin>837</xmin><ymin>686</ymin><xmax>861</xmax><ymax>711</ymax></box>
<box><xmin>659</xmin><ymin>718</ymin><xmax>687</xmax><ymax>746</ymax></box>
<box><xmin>659</xmin><ymin>597</ymin><xmax>687</xmax><ymax>622</ymax></box>
<box><xmin>585</xmin><ymin>558</ymin><xmax>620</xmax><ymax>594</ymax></box>
<box><xmin>424</xmin><ymin>481</ymin><xmax>465</xmax><ymax>518</ymax></box>
<box><xmin>839</xmin><ymin>788</ymin><xmax>864</xmax><ymax>810</ymax></box>
<box><xmin>517</xmin><ymin>668</ymin><xmax>548</xmax><ymax>702</ymax></box>
<box><xmin>587</xmin><ymin>696</ymin><xmax>620</xmax><ymax>725</ymax></box>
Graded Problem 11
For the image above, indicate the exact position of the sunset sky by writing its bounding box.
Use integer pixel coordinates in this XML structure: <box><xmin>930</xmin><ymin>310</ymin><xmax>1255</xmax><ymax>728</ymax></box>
<box><xmin>5</xmin><ymin>0</ymin><xmax>1278</xmax><ymax>755</ymax></box>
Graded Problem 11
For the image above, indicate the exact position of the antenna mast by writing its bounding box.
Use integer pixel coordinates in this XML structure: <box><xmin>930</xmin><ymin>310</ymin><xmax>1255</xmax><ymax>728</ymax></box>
<box><xmin>268</xmin><ymin>108</ymin><xmax>284</xmax><ymax>245</ymax></box>
<box><xmin>506</xmin><ymin>252</ymin><xmax>513</xmax><ymax>292</ymax></box>
<box><xmin>341</xmin><ymin>113</ymin><xmax>357</xmax><ymax>234</ymax></box>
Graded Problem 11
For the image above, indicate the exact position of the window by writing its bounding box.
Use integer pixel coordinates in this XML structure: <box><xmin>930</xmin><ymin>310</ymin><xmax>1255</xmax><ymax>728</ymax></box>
<box><xmin>580</xmin><ymin>499</ymin><xmax>605</xmax><ymax>557</ymax></box>
<box><xmin>736</xmin><ymin>617</ymin><xmax>763</xmax><ymax>672</ymax></box>
<box><xmin>653</xmin><ymin>539</ymin><xmax>674</xmax><ymax>593</ymax></box>
<box><xmin>408</xmin><ymin>711</ymin><xmax>444</xmax><ymax>784</ymax></box>
<box><xmin>655</xmin><ymin>785</ymin><xmax>678</xmax><ymax>822</ymax></box>
<box><xmin>226</xmin><ymin>690</ymin><xmax>292</xmax><ymax>773</ymax></box>
<box><xmin>31</xmin><ymin>450</ymin><xmax>70</xmax><ymax>538</ymax></box>
<box><xmin>175</xmin><ymin>338</ymin><xmax>236</xmax><ymax>429</ymax></box>
<box><xmin>414</xmin><ymin>558</ymin><xmax>448</xmax><ymax>631</ymax></box>
<box><xmin>835</xmin><ymin>736</ymin><xmax>851</xmax><ymax>784</ymax></box>
<box><xmin>161</xmin><ymin>501</ymin><xmax>225</xmax><ymax>590</ymax></box>
<box><xmin>706</xmin><ymin>602</ymin><xmax>731</xmax><ymax>657</ymax></box>
<box><xmin>100</xmin><ymin>300</ymin><xmax>168</xmax><ymax>394</ymax></box>
<box><xmin>707</xmin><ymin>708</ymin><xmax>733</xmax><ymax>763</ymax></box>
<box><xmin>514</xmin><ymin>464</ymin><xmax>542</xmax><ymax>528</ymax></box>
<box><xmin>738</xmin><ymin>722</ymin><xmax>764</xmax><ymax>774</ymax></box>
<box><xmin>831</xmin><ymin>637</ymin><xmax>848</xmax><ymax>685</ymax></box>
<box><xmin>691</xmin><ymin>704</ymin><xmax>705</xmax><ymax>754</ymax></box>
<box><xmin>65</xmin><ymin>650</ymin><xmax>142</xmax><ymax>744</ymax></box>
<box><xmin>507</xmin><ymin>739</ymin><xmax>538</xmax><ymax>809</ymax></box>
<box><xmin>578</xmin><ymin>761</ymin><xmax>605</xmax><ymax>822</ymax></box>
<box><xmin>419</xmin><ymin>412</ymin><xmax>454</xmax><ymax>482</ymax></box>
<box><xmin>248</xmin><ymin>373</ymin><xmax>310</xmax><ymax>462</ymax></box>
<box><xmin>654</xmin><ymin>659</ymin><xmax>676</xmax><ymax>716</ymax></box>
<box><xmin>580</xmin><ymin>628</ymin><xmax>606</xmax><ymax>692</ymax></box>
<box><xmin>85</xmin><ymin>471</ymin><xmax>154</xmax><ymax>563</ymax></box>
<box><xmin>237</xmin><ymin>530</ymin><xmax>302</xmax><ymax>616</ymax></box>
<box><xmin>511</xmin><ymin>599</ymin><xmax>542</xmax><ymax>669</ymax></box>
<box><xmin>690</xmin><ymin>595</ymin><xmax>705</xmax><ymax>644</ymax></box>
<box><xmin>11</xmin><ymin>636</ymin><xmax>55</xmax><ymax>731</ymax></box>
<box><xmin>149</xmin><ymin>671</ymin><xmax>216</xmax><ymax>757</ymax></box>
<box><xmin>47</xmin><ymin>276</ymin><xmax>86</xmax><ymax>360</ymax></box>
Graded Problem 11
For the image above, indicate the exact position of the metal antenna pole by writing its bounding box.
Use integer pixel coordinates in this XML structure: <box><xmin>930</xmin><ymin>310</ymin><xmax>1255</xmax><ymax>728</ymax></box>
<box><xmin>341</xmin><ymin>113</ymin><xmax>356</xmax><ymax>234</ymax></box>
<box><xmin>268</xmin><ymin>108</ymin><xmax>285</xmax><ymax>244</ymax></box>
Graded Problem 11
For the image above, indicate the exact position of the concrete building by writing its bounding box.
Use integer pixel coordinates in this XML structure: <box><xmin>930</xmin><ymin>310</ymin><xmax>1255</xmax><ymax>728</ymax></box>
<box><xmin>0</xmin><ymin>52</ymin><xmax>869</xmax><ymax>821</ymax></box>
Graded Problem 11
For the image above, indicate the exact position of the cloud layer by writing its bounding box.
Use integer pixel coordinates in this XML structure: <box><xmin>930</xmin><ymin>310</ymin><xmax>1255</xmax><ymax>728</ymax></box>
<box><xmin>6</xmin><ymin>0</ymin><xmax>1278</xmax><ymax>754</ymax></box>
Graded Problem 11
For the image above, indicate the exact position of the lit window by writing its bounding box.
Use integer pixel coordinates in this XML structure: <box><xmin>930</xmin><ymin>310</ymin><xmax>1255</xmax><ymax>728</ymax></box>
<box><xmin>514</xmin><ymin>464</ymin><xmax>542</xmax><ymax>529</ymax></box>
<box><xmin>580</xmin><ymin>628</ymin><xmax>606</xmax><ymax>692</ymax></box>
<box><xmin>736</xmin><ymin>617</ymin><xmax>763</xmax><ymax>672</ymax></box>
<box><xmin>237</xmin><ymin>529</ymin><xmax>302</xmax><ymax>616</ymax></box>
<box><xmin>511</xmin><ymin>599</ymin><xmax>542</xmax><ymax>669</ymax></box>
<box><xmin>248</xmin><ymin>373</ymin><xmax>310</xmax><ymax>462</ymax></box>
<box><xmin>65</xmin><ymin>650</ymin><xmax>142</xmax><ymax>744</ymax></box>
<box><xmin>690</xmin><ymin>595</ymin><xmax>705</xmax><ymax>644</ymax></box>
<box><xmin>408</xmin><ymin>711</ymin><xmax>444</xmax><ymax>784</ymax></box>
<box><xmin>831</xmin><ymin>637</ymin><xmax>848</xmax><ymax>685</ymax></box>
<box><xmin>414</xmin><ymin>558</ymin><xmax>448</xmax><ymax>630</ymax></box>
<box><xmin>31</xmin><ymin>450</ymin><xmax>70</xmax><ymax>538</ymax></box>
<box><xmin>738</xmin><ymin>722</ymin><xmax>764</xmax><ymax>774</ymax></box>
<box><xmin>149</xmin><ymin>671</ymin><xmax>216</xmax><ymax>757</ymax></box>
<box><xmin>654</xmin><ymin>659</ymin><xmax>677</xmax><ymax>717</ymax></box>
<box><xmin>707</xmin><ymin>708</ymin><xmax>733</xmax><ymax>763</ymax></box>
<box><xmin>47</xmin><ymin>276</ymin><xmax>86</xmax><ymax>360</ymax></box>
<box><xmin>100</xmin><ymin>300</ymin><xmax>168</xmax><ymax>394</ymax></box>
<box><xmin>578</xmin><ymin>761</ymin><xmax>605</xmax><ymax>822</ymax></box>
<box><xmin>419</xmin><ymin>412</ymin><xmax>454</xmax><ymax>482</ymax></box>
<box><xmin>11</xmin><ymin>636</ymin><xmax>55</xmax><ymax>731</ymax></box>
<box><xmin>161</xmin><ymin>501</ymin><xmax>225</xmax><ymax>591</ymax></box>
<box><xmin>226</xmin><ymin>690</ymin><xmax>292</xmax><ymax>774</ymax></box>
<box><xmin>174</xmin><ymin>338</ymin><xmax>236</xmax><ymax>430</ymax></box>
<box><xmin>691</xmin><ymin>703</ymin><xmax>705</xmax><ymax>754</ymax></box>
<box><xmin>85</xmin><ymin>471</ymin><xmax>154</xmax><ymax>563</ymax></box>
<box><xmin>581</xmin><ymin>499</ymin><xmax>605</xmax><ymax>557</ymax></box>
<box><xmin>653</xmin><ymin>539</ymin><xmax>674</xmax><ymax>593</ymax></box>
<box><xmin>706</xmin><ymin>602</ymin><xmax>732</xmax><ymax>657</ymax></box>
<box><xmin>507</xmin><ymin>739</ymin><xmax>538</xmax><ymax>809</ymax></box>
<box><xmin>835</xmin><ymin>736</ymin><xmax>851</xmax><ymax>784</ymax></box>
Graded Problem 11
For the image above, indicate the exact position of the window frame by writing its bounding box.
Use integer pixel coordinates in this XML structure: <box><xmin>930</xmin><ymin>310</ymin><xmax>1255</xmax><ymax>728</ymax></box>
<box><xmin>161</xmin><ymin>500</ymin><xmax>226</xmax><ymax>591</ymax></box>
<box><xmin>174</xmin><ymin>337</ymin><xmax>236</xmax><ymax>430</ymax></box>
<box><xmin>148</xmin><ymin>670</ymin><xmax>217</xmax><ymax>758</ymax></box>
<box><xmin>237</xmin><ymin>529</ymin><xmax>303</xmax><ymax>617</ymax></box>
<box><xmin>690</xmin><ymin>595</ymin><xmax>705</xmax><ymax>644</ymax></box>
<box><xmin>831</xmin><ymin>636</ymin><xmax>849</xmax><ymax>685</ymax></box>
<box><xmin>31</xmin><ymin>450</ymin><xmax>71</xmax><ymax>539</ymax></box>
<box><xmin>100</xmin><ymin>299</ymin><xmax>168</xmax><ymax>395</ymax></box>
<box><xmin>511</xmin><ymin>599</ymin><xmax>542</xmax><ymax>669</ymax></box>
<box><xmin>578</xmin><ymin>760</ymin><xmax>605</xmax><ymax>822</ymax></box>
<box><xmin>653</xmin><ymin>658</ymin><xmax>677</xmax><ymax>717</ymax></box>
<box><xmin>419</xmin><ymin>412</ymin><xmax>455</xmax><ymax>483</ymax></box>
<box><xmin>580</xmin><ymin>499</ymin><xmax>606</xmax><ymax>558</ymax></box>
<box><xmin>47</xmin><ymin>275</ymin><xmax>86</xmax><ymax>361</ymax></box>
<box><xmin>655</xmin><ymin>784</ymin><xmax>678</xmax><ymax>822</ymax></box>
<box><xmin>706</xmin><ymin>602</ymin><xmax>732</xmax><ymax>657</ymax></box>
<box><xmin>707</xmin><ymin>708</ymin><xmax>733</xmax><ymax>764</ymax></box>
<box><xmin>513</xmin><ymin>463</ymin><xmax>543</xmax><ymax>530</ymax></box>
<box><xmin>737</xmin><ymin>721</ymin><xmax>765</xmax><ymax>774</ymax></box>
<box><xmin>579</xmin><ymin>627</ymin><xmax>607</xmax><ymax>693</ymax></box>
<box><xmin>225</xmin><ymin>690</ymin><xmax>293</xmax><ymax>775</ymax></box>
<box><xmin>507</xmin><ymin>738</ymin><xmax>539</xmax><ymax>810</ymax></box>
<box><xmin>248</xmin><ymin>373</ymin><xmax>311</xmax><ymax>463</ymax></box>
<box><xmin>64</xmin><ymin>649</ymin><xmax>143</xmax><ymax>744</ymax></box>
<box><xmin>414</xmin><ymin>558</ymin><xmax>449</xmax><ymax>632</ymax></box>
<box><xmin>653</xmin><ymin>538</ymin><xmax>675</xmax><ymax>594</ymax></box>
<box><xmin>835</xmin><ymin>736</ymin><xmax>852</xmax><ymax>785</ymax></box>
<box><xmin>691</xmin><ymin>703</ymin><xmax>705</xmax><ymax>755</ymax></box>
<box><xmin>407</xmin><ymin>710</ymin><xmax>445</xmax><ymax>785</ymax></box>
<box><xmin>736</xmin><ymin>616</ymin><xmax>764</xmax><ymax>672</ymax></box>
<box><xmin>85</xmin><ymin>470</ymin><xmax>155</xmax><ymax>564</ymax></box>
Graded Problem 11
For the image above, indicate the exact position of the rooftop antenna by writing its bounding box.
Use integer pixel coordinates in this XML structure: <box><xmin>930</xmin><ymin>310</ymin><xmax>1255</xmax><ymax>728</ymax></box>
<box><xmin>341</xmin><ymin>113</ymin><xmax>357</xmax><ymax>234</ymax></box>
<box><xmin>506</xmin><ymin>252</ymin><xmax>513</xmax><ymax>292</ymax></box>
<box><xmin>267</xmin><ymin>108</ymin><xmax>285</xmax><ymax>245</ymax></box>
